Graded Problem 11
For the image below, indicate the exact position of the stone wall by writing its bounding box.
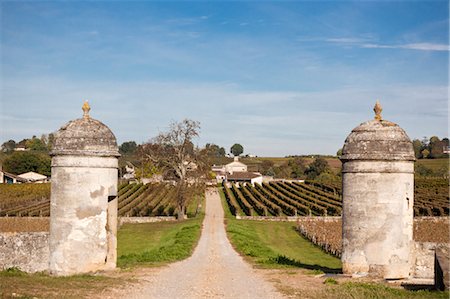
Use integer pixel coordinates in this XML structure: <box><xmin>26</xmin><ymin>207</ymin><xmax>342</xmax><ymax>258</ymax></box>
<box><xmin>412</xmin><ymin>242</ymin><xmax>448</xmax><ymax>279</ymax></box>
<box><xmin>118</xmin><ymin>216</ymin><xmax>177</xmax><ymax>226</ymax></box>
<box><xmin>236</xmin><ymin>216</ymin><xmax>341</xmax><ymax>222</ymax></box>
<box><xmin>0</xmin><ymin>232</ymin><xmax>49</xmax><ymax>273</ymax></box>
<box><xmin>0</xmin><ymin>217</ymin><xmax>176</xmax><ymax>273</ymax></box>
<box><xmin>0</xmin><ymin>217</ymin><xmax>49</xmax><ymax>232</ymax></box>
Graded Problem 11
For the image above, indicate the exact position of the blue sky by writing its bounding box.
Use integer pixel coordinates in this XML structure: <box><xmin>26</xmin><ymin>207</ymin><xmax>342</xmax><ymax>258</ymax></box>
<box><xmin>1</xmin><ymin>1</ymin><xmax>448</xmax><ymax>156</ymax></box>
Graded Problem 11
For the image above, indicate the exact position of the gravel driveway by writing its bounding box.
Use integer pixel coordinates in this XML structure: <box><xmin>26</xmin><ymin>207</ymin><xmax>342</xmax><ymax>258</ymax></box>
<box><xmin>125</xmin><ymin>188</ymin><xmax>285</xmax><ymax>299</ymax></box>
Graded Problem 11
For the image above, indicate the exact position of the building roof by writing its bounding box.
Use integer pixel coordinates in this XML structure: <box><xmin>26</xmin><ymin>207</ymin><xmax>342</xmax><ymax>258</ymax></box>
<box><xmin>227</xmin><ymin>172</ymin><xmax>261</xmax><ymax>181</ymax></box>
<box><xmin>17</xmin><ymin>171</ymin><xmax>47</xmax><ymax>181</ymax></box>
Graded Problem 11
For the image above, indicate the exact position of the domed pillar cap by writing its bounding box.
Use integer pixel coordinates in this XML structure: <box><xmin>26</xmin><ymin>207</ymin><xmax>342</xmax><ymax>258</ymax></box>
<box><xmin>51</xmin><ymin>102</ymin><xmax>120</xmax><ymax>157</ymax></box>
<box><xmin>340</xmin><ymin>101</ymin><xmax>415</xmax><ymax>162</ymax></box>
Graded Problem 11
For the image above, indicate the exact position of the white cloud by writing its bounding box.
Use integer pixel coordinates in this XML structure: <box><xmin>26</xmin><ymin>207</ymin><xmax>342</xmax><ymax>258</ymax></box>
<box><xmin>325</xmin><ymin>37</ymin><xmax>372</xmax><ymax>44</ymax></box>
<box><xmin>326</xmin><ymin>37</ymin><xmax>449</xmax><ymax>52</ymax></box>
<box><xmin>362</xmin><ymin>42</ymin><xmax>449</xmax><ymax>51</ymax></box>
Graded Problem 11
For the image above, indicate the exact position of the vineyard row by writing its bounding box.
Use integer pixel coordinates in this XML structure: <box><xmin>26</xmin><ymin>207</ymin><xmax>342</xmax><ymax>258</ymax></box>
<box><xmin>0</xmin><ymin>183</ymin><xmax>203</xmax><ymax>217</ymax></box>
<box><xmin>223</xmin><ymin>180</ymin><xmax>449</xmax><ymax>217</ymax></box>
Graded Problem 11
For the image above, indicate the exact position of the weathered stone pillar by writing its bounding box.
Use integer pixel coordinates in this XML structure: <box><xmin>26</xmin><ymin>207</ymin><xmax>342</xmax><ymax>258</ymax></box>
<box><xmin>49</xmin><ymin>102</ymin><xmax>120</xmax><ymax>276</ymax></box>
<box><xmin>340</xmin><ymin>101</ymin><xmax>415</xmax><ymax>279</ymax></box>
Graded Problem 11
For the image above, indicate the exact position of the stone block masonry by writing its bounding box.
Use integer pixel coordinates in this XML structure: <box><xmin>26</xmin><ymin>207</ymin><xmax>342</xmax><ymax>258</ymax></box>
<box><xmin>0</xmin><ymin>232</ymin><xmax>49</xmax><ymax>273</ymax></box>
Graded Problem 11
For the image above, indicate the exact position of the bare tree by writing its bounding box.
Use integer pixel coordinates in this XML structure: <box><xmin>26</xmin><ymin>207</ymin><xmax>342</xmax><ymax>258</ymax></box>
<box><xmin>144</xmin><ymin>119</ymin><xmax>206</xmax><ymax>220</ymax></box>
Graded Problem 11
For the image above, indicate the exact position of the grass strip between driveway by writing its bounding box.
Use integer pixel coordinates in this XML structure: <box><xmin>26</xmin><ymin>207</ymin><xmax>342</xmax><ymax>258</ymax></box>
<box><xmin>117</xmin><ymin>215</ymin><xmax>203</xmax><ymax>268</ymax></box>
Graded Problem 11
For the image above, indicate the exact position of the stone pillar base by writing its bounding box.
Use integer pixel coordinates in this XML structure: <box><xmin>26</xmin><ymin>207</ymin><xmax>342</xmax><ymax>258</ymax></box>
<box><xmin>343</xmin><ymin>262</ymin><xmax>410</xmax><ymax>279</ymax></box>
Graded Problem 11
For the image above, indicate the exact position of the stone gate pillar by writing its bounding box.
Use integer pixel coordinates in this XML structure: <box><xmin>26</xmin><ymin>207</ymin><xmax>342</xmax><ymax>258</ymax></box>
<box><xmin>340</xmin><ymin>101</ymin><xmax>415</xmax><ymax>279</ymax></box>
<box><xmin>49</xmin><ymin>102</ymin><xmax>120</xmax><ymax>276</ymax></box>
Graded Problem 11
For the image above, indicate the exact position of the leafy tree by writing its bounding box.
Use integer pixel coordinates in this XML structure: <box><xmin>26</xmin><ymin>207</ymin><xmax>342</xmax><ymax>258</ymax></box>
<box><xmin>230</xmin><ymin>143</ymin><xmax>244</xmax><ymax>157</ymax></box>
<box><xmin>1</xmin><ymin>140</ymin><xmax>16</xmax><ymax>153</ymax></box>
<box><xmin>259</xmin><ymin>160</ymin><xmax>274</xmax><ymax>176</ymax></box>
<box><xmin>429</xmin><ymin>136</ymin><xmax>445</xmax><ymax>158</ymax></box>
<box><xmin>205</xmin><ymin>143</ymin><xmax>226</xmax><ymax>157</ymax></box>
<box><xmin>305</xmin><ymin>157</ymin><xmax>329</xmax><ymax>180</ymax></box>
<box><xmin>2</xmin><ymin>151</ymin><xmax>51</xmax><ymax>176</ymax></box>
<box><xmin>134</xmin><ymin>160</ymin><xmax>159</xmax><ymax>179</ymax></box>
<box><xmin>273</xmin><ymin>164</ymin><xmax>291</xmax><ymax>178</ymax></box>
<box><xmin>142</xmin><ymin>119</ymin><xmax>206</xmax><ymax>220</ymax></box>
<box><xmin>412</xmin><ymin>139</ymin><xmax>422</xmax><ymax>159</ymax></box>
<box><xmin>119</xmin><ymin>141</ymin><xmax>138</xmax><ymax>155</ymax></box>
<box><xmin>288</xmin><ymin>157</ymin><xmax>307</xmax><ymax>179</ymax></box>
<box><xmin>411</xmin><ymin>136</ymin><xmax>449</xmax><ymax>159</ymax></box>
<box><xmin>47</xmin><ymin>133</ymin><xmax>55</xmax><ymax>151</ymax></box>
<box><xmin>429</xmin><ymin>136</ymin><xmax>440</xmax><ymax>144</ymax></box>
<box><xmin>421</xmin><ymin>149</ymin><xmax>430</xmax><ymax>159</ymax></box>
<box><xmin>26</xmin><ymin>136</ymin><xmax>47</xmax><ymax>151</ymax></box>
<box><xmin>336</xmin><ymin>148</ymin><xmax>343</xmax><ymax>157</ymax></box>
<box><xmin>315</xmin><ymin>170</ymin><xmax>341</xmax><ymax>185</ymax></box>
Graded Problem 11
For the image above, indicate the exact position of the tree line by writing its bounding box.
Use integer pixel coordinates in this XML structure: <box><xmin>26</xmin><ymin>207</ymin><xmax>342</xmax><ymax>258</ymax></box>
<box><xmin>412</xmin><ymin>136</ymin><xmax>449</xmax><ymax>159</ymax></box>
<box><xmin>0</xmin><ymin>135</ymin><xmax>53</xmax><ymax>176</ymax></box>
<box><xmin>258</xmin><ymin>156</ymin><xmax>340</xmax><ymax>184</ymax></box>
<box><xmin>0</xmin><ymin>130</ymin><xmax>242</xmax><ymax>179</ymax></box>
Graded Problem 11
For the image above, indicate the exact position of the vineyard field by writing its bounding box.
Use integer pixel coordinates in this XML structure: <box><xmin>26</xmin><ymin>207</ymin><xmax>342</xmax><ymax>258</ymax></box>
<box><xmin>0</xmin><ymin>182</ymin><xmax>204</xmax><ymax>218</ymax></box>
<box><xmin>223</xmin><ymin>178</ymin><xmax>449</xmax><ymax>217</ymax></box>
<box><xmin>0</xmin><ymin>177</ymin><xmax>447</xmax><ymax>217</ymax></box>
<box><xmin>0</xmin><ymin>183</ymin><xmax>50</xmax><ymax>211</ymax></box>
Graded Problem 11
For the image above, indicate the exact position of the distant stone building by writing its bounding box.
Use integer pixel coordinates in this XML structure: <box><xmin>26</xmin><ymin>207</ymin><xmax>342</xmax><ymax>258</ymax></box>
<box><xmin>443</xmin><ymin>146</ymin><xmax>450</xmax><ymax>154</ymax></box>
<box><xmin>123</xmin><ymin>162</ymin><xmax>136</xmax><ymax>180</ymax></box>
<box><xmin>225</xmin><ymin>157</ymin><xmax>248</xmax><ymax>173</ymax></box>
<box><xmin>0</xmin><ymin>170</ymin><xmax>26</xmax><ymax>184</ymax></box>
<box><xmin>0</xmin><ymin>169</ymin><xmax>48</xmax><ymax>184</ymax></box>
<box><xmin>212</xmin><ymin>157</ymin><xmax>262</xmax><ymax>185</ymax></box>
<box><xmin>340</xmin><ymin>101</ymin><xmax>415</xmax><ymax>279</ymax></box>
<box><xmin>226</xmin><ymin>171</ymin><xmax>263</xmax><ymax>185</ymax></box>
<box><xmin>49</xmin><ymin>101</ymin><xmax>120</xmax><ymax>276</ymax></box>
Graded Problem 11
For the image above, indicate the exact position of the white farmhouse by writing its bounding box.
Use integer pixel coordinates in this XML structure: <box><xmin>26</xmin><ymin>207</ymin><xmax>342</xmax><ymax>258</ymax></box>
<box><xmin>0</xmin><ymin>167</ymin><xmax>48</xmax><ymax>184</ymax></box>
<box><xmin>225</xmin><ymin>157</ymin><xmax>248</xmax><ymax>173</ymax></box>
<box><xmin>212</xmin><ymin>157</ymin><xmax>262</xmax><ymax>185</ymax></box>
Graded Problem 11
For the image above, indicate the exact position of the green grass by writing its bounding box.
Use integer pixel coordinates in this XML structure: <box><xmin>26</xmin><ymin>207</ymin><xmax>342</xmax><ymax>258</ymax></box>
<box><xmin>186</xmin><ymin>193</ymin><xmax>204</xmax><ymax>218</ymax></box>
<box><xmin>0</xmin><ymin>268</ymin><xmax>119</xmax><ymax>299</ymax></box>
<box><xmin>417</xmin><ymin>158</ymin><xmax>449</xmax><ymax>171</ymax></box>
<box><xmin>218</xmin><ymin>187</ymin><xmax>341</xmax><ymax>272</ymax></box>
<box><xmin>118</xmin><ymin>192</ymin><xmax>204</xmax><ymax>268</ymax></box>
<box><xmin>117</xmin><ymin>216</ymin><xmax>203</xmax><ymax>268</ymax></box>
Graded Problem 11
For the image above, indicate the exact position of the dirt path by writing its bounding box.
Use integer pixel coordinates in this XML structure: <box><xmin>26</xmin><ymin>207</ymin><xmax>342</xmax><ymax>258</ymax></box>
<box><xmin>120</xmin><ymin>188</ymin><xmax>285</xmax><ymax>299</ymax></box>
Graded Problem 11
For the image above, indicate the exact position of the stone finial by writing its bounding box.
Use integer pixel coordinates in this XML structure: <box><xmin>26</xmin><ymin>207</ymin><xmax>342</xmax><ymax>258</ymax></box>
<box><xmin>374</xmin><ymin>100</ymin><xmax>382</xmax><ymax>121</ymax></box>
<box><xmin>82</xmin><ymin>101</ymin><xmax>91</xmax><ymax>118</ymax></box>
